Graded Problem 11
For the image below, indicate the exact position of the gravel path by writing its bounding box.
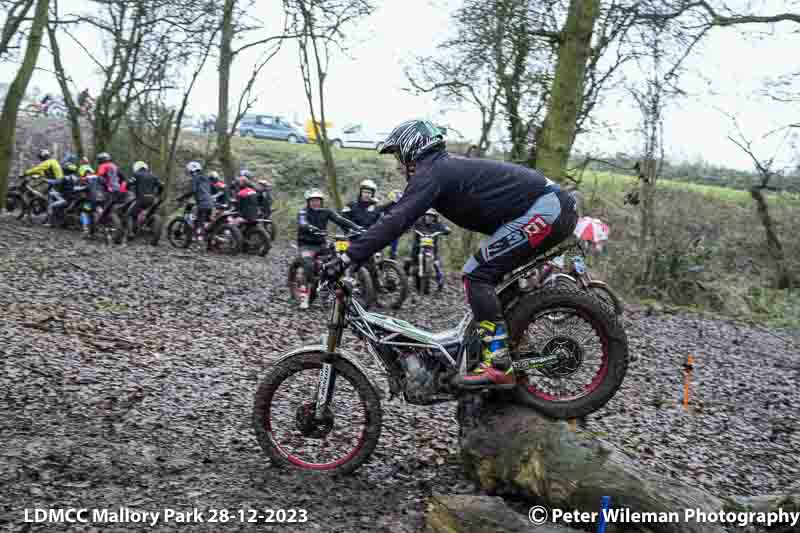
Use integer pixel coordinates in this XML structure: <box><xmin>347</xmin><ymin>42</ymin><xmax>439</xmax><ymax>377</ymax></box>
<box><xmin>1</xmin><ymin>216</ymin><xmax>797</xmax><ymax>532</ymax></box>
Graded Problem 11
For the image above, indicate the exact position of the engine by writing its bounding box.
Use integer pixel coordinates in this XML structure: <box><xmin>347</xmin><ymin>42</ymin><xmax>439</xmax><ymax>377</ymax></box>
<box><xmin>396</xmin><ymin>348</ymin><xmax>443</xmax><ymax>404</ymax></box>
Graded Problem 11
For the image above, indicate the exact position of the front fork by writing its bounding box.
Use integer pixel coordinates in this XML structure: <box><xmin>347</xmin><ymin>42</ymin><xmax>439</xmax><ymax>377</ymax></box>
<box><xmin>314</xmin><ymin>286</ymin><xmax>346</xmax><ymax>418</ymax></box>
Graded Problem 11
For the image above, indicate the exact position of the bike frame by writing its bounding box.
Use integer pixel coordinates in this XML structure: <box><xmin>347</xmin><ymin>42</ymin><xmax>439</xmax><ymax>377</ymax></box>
<box><xmin>310</xmin><ymin>237</ymin><xmax>582</xmax><ymax>414</ymax></box>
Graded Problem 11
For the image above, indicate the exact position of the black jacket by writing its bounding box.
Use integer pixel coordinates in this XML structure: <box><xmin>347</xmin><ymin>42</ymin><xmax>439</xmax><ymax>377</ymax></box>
<box><xmin>340</xmin><ymin>199</ymin><xmax>391</xmax><ymax>228</ymax></box>
<box><xmin>297</xmin><ymin>207</ymin><xmax>361</xmax><ymax>246</ymax></box>
<box><xmin>131</xmin><ymin>170</ymin><xmax>163</xmax><ymax>198</ymax></box>
<box><xmin>346</xmin><ymin>151</ymin><xmax>560</xmax><ymax>263</ymax></box>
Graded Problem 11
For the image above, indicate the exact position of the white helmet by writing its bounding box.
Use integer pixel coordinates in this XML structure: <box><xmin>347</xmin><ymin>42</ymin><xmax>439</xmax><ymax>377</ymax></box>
<box><xmin>304</xmin><ymin>188</ymin><xmax>324</xmax><ymax>202</ymax></box>
<box><xmin>186</xmin><ymin>161</ymin><xmax>202</xmax><ymax>174</ymax></box>
<box><xmin>359</xmin><ymin>179</ymin><xmax>377</xmax><ymax>194</ymax></box>
<box><xmin>133</xmin><ymin>161</ymin><xmax>149</xmax><ymax>173</ymax></box>
<box><xmin>425</xmin><ymin>208</ymin><xmax>437</xmax><ymax>216</ymax></box>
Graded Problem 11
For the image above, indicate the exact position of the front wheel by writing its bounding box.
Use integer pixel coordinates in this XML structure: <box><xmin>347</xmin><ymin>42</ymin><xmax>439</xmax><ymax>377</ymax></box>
<box><xmin>351</xmin><ymin>265</ymin><xmax>374</xmax><ymax>310</ymax></box>
<box><xmin>167</xmin><ymin>218</ymin><xmax>192</xmax><ymax>248</ymax></box>
<box><xmin>374</xmin><ymin>260</ymin><xmax>408</xmax><ymax>310</ymax></box>
<box><xmin>252</xmin><ymin>351</ymin><xmax>382</xmax><ymax>475</ymax></box>
<box><xmin>508</xmin><ymin>286</ymin><xmax>629</xmax><ymax>419</ymax></box>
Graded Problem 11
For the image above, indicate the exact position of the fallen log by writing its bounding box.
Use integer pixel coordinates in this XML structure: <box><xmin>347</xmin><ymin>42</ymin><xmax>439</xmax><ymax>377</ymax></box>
<box><xmin>457</xmin><ymin>396</ymin><xmax>729</xmax><ymax>533</ymax></box>
<box><xmin>425</xmin><ymin>494</ymin><xmax>584</xmax><ymax>533</ymax></box>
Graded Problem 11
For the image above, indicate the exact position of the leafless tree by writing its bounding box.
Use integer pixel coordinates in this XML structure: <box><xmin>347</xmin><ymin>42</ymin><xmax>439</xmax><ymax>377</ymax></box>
<box><xmin>215</xmin><ymin>0</ymin><xmax>292</xmax><ymax>184</ymax></box>
<box><xmin>726</xmin><ymin>117</ymin><xmax>794</xmax><ymax>290</ymax></box>
<box><xmin>0</xmin><ymin>0</ymin><xmax>49</xmax><ymax>209</ymax></box>
<box><xmin>0</xmin><ymin>0</ymin><xmax>36</xmax><ymax>61</ymax></box>
<box><xmin>284</xmin><ymin>0</ymin><xmax>375</xmax><ymax>210</ymax></box>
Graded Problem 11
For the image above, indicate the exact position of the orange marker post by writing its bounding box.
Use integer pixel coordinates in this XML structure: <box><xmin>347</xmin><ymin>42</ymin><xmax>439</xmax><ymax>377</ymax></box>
<box><xmin>683</xmin><ymin>354</ymin><xmax>694</xmax><ymax>410</ymax></box>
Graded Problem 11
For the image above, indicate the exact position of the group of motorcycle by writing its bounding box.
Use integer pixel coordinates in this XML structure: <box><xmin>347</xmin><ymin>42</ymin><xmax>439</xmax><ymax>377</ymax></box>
<box><xmin>5</xmin><ymin>175</ymin><xmax>161</xmax><ymax>245</ymax></box>
<box><xmin>4</xmin><ymin>176</ymin><xmax>275</xmax><ymax>253</ymax></box>
<box><xmin>285</xmin><ymin>224</ymin><xmax>624</xmax><ymax>317</ymax></box>
<box><xmin>166</xmin><ymin>199</ymin><xmax>277</xmax><ymax>256</ymax></box>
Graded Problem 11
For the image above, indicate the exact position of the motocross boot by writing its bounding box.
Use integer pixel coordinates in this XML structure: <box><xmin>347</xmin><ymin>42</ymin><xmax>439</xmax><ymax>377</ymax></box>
<box><xmin>452</xmin><ymin>320</ymin><xmax>516</xmax><ymax>389</ymax></box>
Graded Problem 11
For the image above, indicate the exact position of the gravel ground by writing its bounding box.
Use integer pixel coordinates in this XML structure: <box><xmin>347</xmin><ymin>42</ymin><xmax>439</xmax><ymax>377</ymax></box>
<box><xmin>1</xmin><ymin>215</ymin><xmax>798</xmax><ymax>533</ymax></box>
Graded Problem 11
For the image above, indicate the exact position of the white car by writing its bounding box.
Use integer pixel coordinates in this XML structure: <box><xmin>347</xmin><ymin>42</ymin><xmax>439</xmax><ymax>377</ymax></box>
<box><xmin>326</xmin><ymin>124</ymin><xmax>391</xmax><ymax>150</ymax></box>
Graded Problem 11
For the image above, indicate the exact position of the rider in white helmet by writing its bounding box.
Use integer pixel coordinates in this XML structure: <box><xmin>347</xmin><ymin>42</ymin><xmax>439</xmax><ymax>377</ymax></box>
<box><xmin>295</xmin><ymin>187</ymin><xmax>363</xmax><ymax>309</ymax></box>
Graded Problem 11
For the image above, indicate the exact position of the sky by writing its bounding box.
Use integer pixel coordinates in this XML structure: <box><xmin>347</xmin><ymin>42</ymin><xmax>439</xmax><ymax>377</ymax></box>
<box><xmin>3</xmin><ymin>0</ymin><xmax>800</xmax><ymax>172</ymax></box>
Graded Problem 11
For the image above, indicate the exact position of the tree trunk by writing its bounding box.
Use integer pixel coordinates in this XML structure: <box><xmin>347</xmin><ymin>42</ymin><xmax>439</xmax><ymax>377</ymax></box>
<box><xmin>457</xmin><ymin>398</ymin><xmax>729</xmax><ymax>533</ymax></box>
<box><xmin>47</xmin><ymin>25</ymin><xmax>84</xmax><ymax>157</ymax></box>
<box><xmin>750</xmin><ymin>186</ymin><xmax>792</xmax><ymax>289</ymax></box>
<box><xmin>216</xmin><ymin>0</ymin><xmax>237</xmax><ymax>186</ymax></box>
<box><xmin>638</xmin><ymin>159</ymin><xmax>657</xmax><ymax>285</ymax></box>
<box><xmin>535</xmin><ymin>0</ymin><xmax>600</xmax><ymax>181</ymax></box>
<box><xmin>425</xmin><ymin>494</ymin><xmax>584</xmax><ymax>533</ymax></box>
<box><xmin>0</xmin><ymin>0</ymin><xmax>49</xmax><ymax>209</ymax></box>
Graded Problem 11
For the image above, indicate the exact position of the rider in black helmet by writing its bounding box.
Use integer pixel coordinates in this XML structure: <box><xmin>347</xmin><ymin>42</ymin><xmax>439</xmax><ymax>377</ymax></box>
<box><xmin>323</xmin><ymin>119</ymin><xmax>578</xmax><ymax>389</ymax></box>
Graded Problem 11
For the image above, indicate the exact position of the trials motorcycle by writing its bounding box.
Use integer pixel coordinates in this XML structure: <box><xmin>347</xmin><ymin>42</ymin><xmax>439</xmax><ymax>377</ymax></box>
<box><xmin>253</xmin><ymin>236</ymin><xmax>629</xmax><ymax>474</ymax></box>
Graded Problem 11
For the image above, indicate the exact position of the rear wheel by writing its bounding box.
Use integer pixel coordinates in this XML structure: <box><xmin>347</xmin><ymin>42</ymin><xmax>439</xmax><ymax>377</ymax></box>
<box><xmin>252</xmin><ymin>351</ymin><xmax>382</xmax><ymax>475</ymax></box>
<box><xmin>243</xmin><ymin>225</ymin><xmax>271</xmax><ymax>256</ymax></box>
<box><xmin>207</xmin><ymin>223</ymin><xmax>241</xmax><ymax>255</ymax></box>
<box><xmin>508</xmin><ymin>286</ymin><xmax>629</xmax><ymax>419</ymax></box>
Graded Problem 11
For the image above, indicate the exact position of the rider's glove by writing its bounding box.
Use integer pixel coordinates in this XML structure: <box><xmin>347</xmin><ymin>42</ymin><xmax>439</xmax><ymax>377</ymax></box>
<box><xmin>323</xmin><ymin>253</ymin><xmax>350</xmax><ymax>281</ymax></box>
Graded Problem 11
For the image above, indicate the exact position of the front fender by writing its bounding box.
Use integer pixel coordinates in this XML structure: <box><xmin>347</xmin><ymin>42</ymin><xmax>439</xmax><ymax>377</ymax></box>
<box><xmin>269</xmin><ymin>344</ymin><xmax>384</xmax><ymax>398</ymax></box>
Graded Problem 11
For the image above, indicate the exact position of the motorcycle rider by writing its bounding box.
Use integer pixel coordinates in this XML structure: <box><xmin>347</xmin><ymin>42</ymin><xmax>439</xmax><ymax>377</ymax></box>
<box><xmin>323</xmin><ymin>119</ymin><xmax>578</xmax><ymax>388</ymax></box>
<box><xmin>296</xmin><ymin>188</ymin><xmax>362</xmax><ymax>309</ymax></box>
<box><xmin>126</xmin><ymin>161</ymin><xmax>163</xmax><ymax>239</ymax></box>
<box><xmin>22</xmin><ymin>149</ymin><xmax>63</xmax><ymax>223</ymax></box>
<box><xmin>78</xmin><ymin>156</ymin><xmax>94</xmax><ymax>178</ymax></box>
<box><xmin>94</xmin><ymin>152</ymin><xmax>126</xmax><ymax>231</ymax></box>
<box><xmin>209</xmin><ymin>170</ymin><xmax>228</xmax><ymax>209</ymax></box>
<box><xmin>23</xmin><ymin>148</ymin><xmax>63</xmax><ymax>184</ymax></box>
<box><xmin>341</xmin><ymin>179</ymin><xmax>392</xmax><ymax>228</ymax></box>
<box><xmin>404</xmin><ymin>208</ymin><xmax>451</xmax><ymax>291</ymax></box>
<box><xmin>233</xmin><ymin>174</ymin><xmax>260</xmax><ymax>221</ymax></box>
<box><xmin>43</xmin><ymin>161</ymin><xmax>79</xmax><ymax>227</ymax></box>
<box><xmin>176</xmin><ymin>161</ymin><xmax>212</xmax><ymax>241</ymax></box>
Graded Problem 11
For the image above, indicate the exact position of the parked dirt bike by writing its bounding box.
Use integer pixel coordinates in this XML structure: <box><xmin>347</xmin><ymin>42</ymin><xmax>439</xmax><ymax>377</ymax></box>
<box><xmin>412</xmin><ymin>229</ymin><xmax>446</xmax><ymax>294</ymax></box>
<box><xmin>6</xmin><ymin>176</ymin><xmax>47</xmax><ymax>221</ymax></box>
<box><xmin>515</xmin><ymin>238</ymin><xmax>624</xmax><ymax>317</ymax></box>
<box><xmin>363</xmin><ymin>249</ymin><xmax>407</xmax><ymax>309</ymax></box>
<box><xmin>287</xmin><ymin>230</ymin><xmax>374</xmax><ymax>311</ymax></box>
<box><xmin>254</xmin><ymin>237</ymin><xmax>628</xmax><ymax>474</ymax></box>
<box><xmin>126</xmin><ymin>196</ymin><xmax>165</xmax><ymax>246</ymax></box>
<box><xmin>167</xmin><ymin>202</ymin><xmax>241</xmax><ymax>254</ymax></box>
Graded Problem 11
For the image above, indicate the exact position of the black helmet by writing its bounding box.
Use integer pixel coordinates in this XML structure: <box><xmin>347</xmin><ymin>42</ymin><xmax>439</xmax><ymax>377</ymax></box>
<box><xmin>38</xmin><ymin>149</ymin><xmax>51</xmax><ymax>161</ymax></box>
<box><xmin>378</xmin><ymin>119</ymin><xmax>445</xmax><ymax>166</ymax></box>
